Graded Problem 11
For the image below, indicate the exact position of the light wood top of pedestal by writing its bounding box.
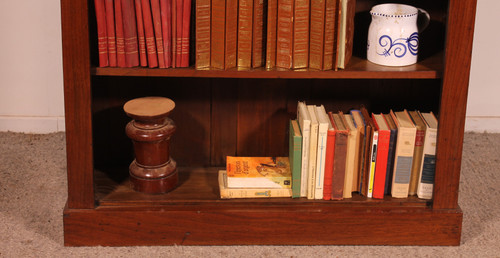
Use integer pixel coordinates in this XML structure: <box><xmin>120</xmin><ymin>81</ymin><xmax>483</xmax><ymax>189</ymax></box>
<box><xmin>124</xmin><ymin>97</ymin><xmax>175</xmax><ymax>120</ymax></box>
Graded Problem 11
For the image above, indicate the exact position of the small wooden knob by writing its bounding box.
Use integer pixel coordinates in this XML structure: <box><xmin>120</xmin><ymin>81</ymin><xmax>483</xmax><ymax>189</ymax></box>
<box><xmin>124</xmin><ymin>97</ymin><xmax>175</xmax><ymax>121</ymax></box>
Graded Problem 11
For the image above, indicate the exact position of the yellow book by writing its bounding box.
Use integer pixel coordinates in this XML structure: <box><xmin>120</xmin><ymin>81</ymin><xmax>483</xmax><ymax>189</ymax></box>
<box><xmin>219</xmin><ymin>170</ymin><xmax>292</xmax><ymax>198</ymax></box>
<box><xmin>226</xmin><ymin>156</ymin><xmax>292</xmax><ymax>188</ymax></box>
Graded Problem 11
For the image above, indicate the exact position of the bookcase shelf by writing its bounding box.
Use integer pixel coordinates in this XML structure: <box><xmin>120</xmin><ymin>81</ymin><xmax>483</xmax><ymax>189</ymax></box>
<box><xmin>61</xmin><ymin>0</ymin><xmax>477</xmax><ymax>246</ymax></box>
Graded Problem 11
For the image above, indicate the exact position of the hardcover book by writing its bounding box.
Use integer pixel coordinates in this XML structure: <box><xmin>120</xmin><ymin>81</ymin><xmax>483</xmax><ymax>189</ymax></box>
<box><xmin>308</xmin><ymin>0</ymin><xmax>325</xmax><ymax>70</ymax></box>
<box><xmin>219</xmin><ymin>170</ymin><xmax>292</xmax><ymax>198</ymax></box>
<box><xmin>151</xmin><ymin>0</ymin><xmax>166</xmax><ymax>68</ymax></box>
<box><xmin>336</xmin><ymin>0</ymin><xmax>356</xmax><ymax>69</ymax></box>
<box><xmin>342</xmin><ymin>113</ymin><xmax>360</xmax><ymax>198</ymax></box>
<box><xmin>329</xmin><ymin>112</ymin><xmax>348</xmax><ymax>200</ymax></box>
<box><xmin>175</xmin><ymin>0</ymin><xmax>184</xmax><ymax>67</ymax></box>
<box><xmin>252</xmin><ymin>0</ymin><xmax>265</xmax><ymax>68</ymax></box>
<box><xmin>323</xmin><ymin>0</ymin><xmax>339</xmax><ymax>70</ymax></box>
<box><xmin>372</xmin><ymin>113</ymin><xmax>391</xmax><ymax>199</ymax></box>
<box><xmin>122</xmin><ymin>0</ymin><xmax>140</xmax><ymax>67</ymax></box>
<box><xmin>289</xmin><ymin>120</ymin><xmax>303</xmax><ymax>198</ymax></box>
<box><xmin>314</xmin><ymin>105</ymin><xmax>329</xmax><ymax>199</ymax></box>
<box><xmin>237</xmin><ymin>0</ymin><xmax>253</xmax><ymax>68</ymax></box>
<box><xmin>350</xmin><ymin>109</ymin><xmax>365</xmax><ymax>192</ymax></box>
<box><xmin>297</xmin><ymin>101</ymin><xmax>311</xmax><ymax>197</ymax></box>
<box><xmin>367</xmin><ymin>123</ymin><xmax>378</xmax><ymax>198</ymax></box>
<box><xmin>417</xmin><ymin>112</ymin><xmax>438</xmax><ymax>199</ymax></box>
<box><xmin>95</xmin><ymin>0</ymin><xmax>109</xmax><ymax>67</ymax></box>
<box><xmin>390</xmin><ymin>110</ymin><xmax>417</xmax><ymax>198</ymax></box>
<box><xmin>225</xmin><ymin>0</ymin><xmax>238</xmax><ymax>69</ymax></box>
<box><xmin>141</xmin><ymin>0</ymin><xmax>159</xmax><ymax>67</ymax></box>
<box><xmin>276</xmin><ymin>0</ymin><xmax>294</xmax><ymax>69</ymax></box>
<box><xmin>359</xmin><ymin>106</ymin><xmax>374</xmax><ymax>196</ymax></box>
<box><xmin>180</xmin><ymin>0</ymin><xmax>192</xmax><ymax>67</ymax></box>
<box><xmin>226</xmin><ymin>156</ymin><xmax>292</xmax><ymax>188</ymax></box>
<box><xmin>265</xmin><ymin>0</ymin><xmax>278</xmax><ymax>69</ymax></box>
<box><xmin>211</xmin><ymin>0</ymin><xmax>226</xmax><ymax>69</ymax></box>
<box><xmin>408</xmin><ymin>110</ymin><xmax>427</xmax><ymax>195</ymax></box>
<box><xmin>160</xmin><ymin>0</ymin><xmax>173</xmax><ymax>67</ymax></box>
<box><xmin>306</xmin><ymin>105</ymin><xmax>319</xmax><ymax>199</ymax></box>
<box><xmin>292</xmin><ymin>0</ymin><xmax>309</xmax><ymax>69</ymax></box>
<box><xmin>383</xmin><ymin>113</ymin><xmax>398</xmax><ymax>195</ymax></box>
<box><xmin>195</xmin><ymin>0</ymin><xmax>211</xmax><ymax>69</ymax></box>
<box><xmin>134</xmin><ymin>0</ymin><xmax>148</xmax><ymax>66</ymax></box>
<box><xmin>322</xmin><ymin>112</ymin><xmax>336</xmax><ymax>200</ymax></box>
<box><xmin>105</xmin><ymin>0</ymin><xmax>117</xmax><ymax>67</ymax></box>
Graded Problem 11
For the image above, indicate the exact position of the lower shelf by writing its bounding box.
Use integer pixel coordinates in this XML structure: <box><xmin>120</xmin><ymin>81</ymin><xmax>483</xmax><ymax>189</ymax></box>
<box><xmin>63</xmin><ymin>167</ymin><xmax>462</xmax><ymax>246</ymax></box>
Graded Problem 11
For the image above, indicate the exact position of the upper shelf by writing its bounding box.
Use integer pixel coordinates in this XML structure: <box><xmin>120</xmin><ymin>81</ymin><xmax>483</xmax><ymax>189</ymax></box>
<box><xmin>92</xmin><ymin>53</ymin><xmax>443</xmax><ymax>79</ymax></box>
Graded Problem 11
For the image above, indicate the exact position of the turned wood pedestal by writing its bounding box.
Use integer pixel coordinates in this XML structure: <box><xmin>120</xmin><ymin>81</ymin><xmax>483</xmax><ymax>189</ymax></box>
<box><xmin>123</xmin><ymin>97</ymin><xmax>178</xmax><ymax>194</ymax></box>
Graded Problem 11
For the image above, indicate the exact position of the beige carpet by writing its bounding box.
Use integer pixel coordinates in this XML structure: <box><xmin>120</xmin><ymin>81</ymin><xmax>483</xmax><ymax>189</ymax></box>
<box><xmin>0</xmin><ymin>132</ymin><xmax>499</xmax><ymax>257</ymax></box>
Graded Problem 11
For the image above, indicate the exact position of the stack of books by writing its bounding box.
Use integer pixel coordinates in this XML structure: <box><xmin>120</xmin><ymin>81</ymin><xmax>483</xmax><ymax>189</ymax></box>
<box><xmin>195</xmin><ymin>0</ymin><xmax>357</xmax><ymax>70</ymax></box>
<box><xmin>93</xmin><ymin>0</ymin><xmax>192</xmax><ymax>68</ymax></box>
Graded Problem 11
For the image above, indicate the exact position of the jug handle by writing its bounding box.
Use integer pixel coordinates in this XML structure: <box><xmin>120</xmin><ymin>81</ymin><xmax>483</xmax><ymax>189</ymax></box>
<box><xmin>418</xmin><ymin>8</ymin><xmax>431</xmax><ymax>32</ymax></box>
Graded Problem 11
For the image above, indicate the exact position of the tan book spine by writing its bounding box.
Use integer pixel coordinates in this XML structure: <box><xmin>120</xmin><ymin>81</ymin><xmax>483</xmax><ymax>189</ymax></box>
<box><xmin>292</xmin><ymin>0</ymin><xmax>309</xmax><ymax>69</ymax></box>
<box><xmin>391</xmin><ymin>111</ymin><xmax>417</xmax><ymax>198</ymax></box>
<box><xmin>225</xmin><ymin>0</ymin><xmax>238</xmax><ymax>69</ymax></box>
<box><xmin>322</xmin><ymin>0</ymin><xmax>337</xmax><ymax>70</ymax></box>
<box><xmin>237</xmin><ymin>0</ymin><xmax>253</xmax><ymax>68</ymax></box>
<box><xmin>265</xmin><ymin>0</ymin><xmax>278</xmax><ymax>69</ymax></box>
<box><xmin>211</xmin><ymin>0</ymin><xmax>226</xmax><ymax>69</ymax></box>
<box><xmin>252</xmin><ymin>0</ymin><xmax>265</xmax><ymax>68</ymax></box>
<box><xmin>195</xmin><ymin>0</ymin><xmax>211</xmax><ymax>69</ymax></box>
<box><xmin>308</xmin><ymin>0</ymin><xmax>325</xmax><ymax>70</ymax></box>
<box><xmin>408</xmin><ymin>111</ymin><xmax>426</xmax><ymax>195</ymax></box>
<box><xmin>276</xmin><ymin>0</ymin><xmax>293</xmax><ymax>69</ymax></box>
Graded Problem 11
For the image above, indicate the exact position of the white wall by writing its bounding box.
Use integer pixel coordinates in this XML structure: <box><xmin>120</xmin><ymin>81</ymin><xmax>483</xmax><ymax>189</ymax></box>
<box><xmin>0</xmin><ymin>0</ymin><xmax>497</xmax><ymax>133</ymax></box>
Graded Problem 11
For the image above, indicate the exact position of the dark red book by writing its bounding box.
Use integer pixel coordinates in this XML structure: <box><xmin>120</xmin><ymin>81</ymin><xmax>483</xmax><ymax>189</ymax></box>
<box><xmin>180</xmin><ymin>0</ymin><xmax>192</xmax><ymax>67</ymax></box>
<box><xmin>95</xmin><ymin>0</ymin><xmax>109</xmax><ymax>67</ymax></box>
<box><xmin>141</xmin><ymin>0</ymin><xmax>158</xmax><ymax>68</ymax></box>
<box><xmin>151</xmin><ymin>0</ymin><xmax>166</xmax><ymax>68</ymax></box>
<box><xmin>114</xmin><ymin>0</ymin><xmax>126</xmax><ymax>67</ymax></box>
<box><xmin>122</xmin><ymin>0</ymin><xmax>139</xmax><ymax>67</ymax></box>
<box><xmin>175</xmin><ymin>0</ymin><xmax>184</xmax><ymax>67</ymax></box>
<box><xmin>104</xmin><ymin>0</ymin><xmax>116</xmax><ymax>67</ymax></box>
<box><xmin>160</xmin><ymin>0</ymin><xmax>172</xmax><ymax>67</ymax></box>
<box><xmin>372</xmin><ymin>113</ymin><xmax>391</xmax><ymax>199</ymax></box>
<box><xmin>323</xmin><ymin>118</ymin><xmax>336</xmax><ymax>200</ymax></box>
<box><xmin>171</xmin><ymin>0</ymin><xmax>177</xmax><ymax>67</ymax></box>
<box><xmin>134</xmin><ymin>0</ymin><xmax>148</xmax><ymax>66</ymax></box>
<box><xmin>330</xmin><ymin>111</ymin><xmax>348</xmax><ymax>200</ymax></box>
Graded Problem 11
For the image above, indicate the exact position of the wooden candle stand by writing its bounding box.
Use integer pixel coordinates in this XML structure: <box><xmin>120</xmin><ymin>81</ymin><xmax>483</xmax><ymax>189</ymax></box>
<box><xmin>123</xmin><ymin>97</ymin><xmax>178</xmax><ymax>194</ymax></box>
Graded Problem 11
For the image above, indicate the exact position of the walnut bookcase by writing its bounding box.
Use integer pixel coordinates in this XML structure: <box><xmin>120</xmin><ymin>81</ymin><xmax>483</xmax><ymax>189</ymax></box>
<box><xmin>61</xmin><ymin>0</ymin><xmax>477</xmax><ymax>246</ymax></box>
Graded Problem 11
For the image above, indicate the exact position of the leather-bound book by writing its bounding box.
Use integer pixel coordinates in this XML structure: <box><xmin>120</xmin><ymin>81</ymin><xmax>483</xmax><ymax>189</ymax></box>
<box><xmin>225</xmin><ymin>0</ymin><xmax>238</xmax><ymax>69</ymax></box>
<box><xmin>276</xmin><ymin>0</ymin><xmax>294</xmax><ymax>69</ymax></box>
<box><xmin>211</xmin><ymin>0</ymin><xmax>226</xmax><ymax>69</ymax></box>
<box><xmin>141</xmin><ymin>0</ymin><xmax>158</xmax><ymax>67</ymax></box>
<box><xmin>265</xmin><ymin>0</ymin><xmax>277</xmax><ymax>69</ymax></box>
<box><xmin>252</xmin><ymin>0</ymin><xmax>265</xmax><ymax>68</ymax></box>
<box><xmin>237</xmin><ymin>0</ymin><xmax>253</xmax><ymax>68</ymax></box>
<box><xmin>180</xmin><ymin>0</ymin><xmax>192</xmax><ymax>67</ymax></box>
<box><xmin>104</xmin><ymin>0</ymin><xmax>116</xmax><ymax>67</ymax></box>
<box><xmin>322</xmin><ymin>0</ymin><xmax>338</xmax><ymax>70</ymax></box>
<box><xmin>151</xmin><ymin>0</ymin><xmax>166</xmax><ymax>68</ymax></box>
<box><xmin>330</xmin><ymin>112</ymin><xmax>348</xmax><ymax>200</ymax></box>
<box><xmin>94</xmin><ymin>0</ymin><xmax>109</xmax><ymax>67</ymax></box>
<box><xmin>408</xmin><ymin>110</ymin><xmax>426</xmax><ymax>196</ymax></box>
<box><xmin>122</xmin><ymin>0</ymin><xmax>140</xmax><ymax>67</ymax></box>
<box><xmin>134</xmin><ymin>0</ymin><xmax>148</xmax><ymax>66</ymax></box>
<box><xmin>160</xmin><ymin>0</ymin><xmax>172</xmax><ymax>67</ymax></box>
<box><xmin>292</xmin><ymin>0</ymin><xmax>309</xmax><ymax>69</ymax></box>
<box><xmin>308</xmin><ymin>0</ymin><xmax>325</xmax><ymax>70</ymax></box>
<box><xmin>175</xmin><ymin>0</ymin><xmax>184</xmax><ymax>67</ymax></box>
<box><xmin>115</xmin><ymin>0</ymin><xmax>126</xmax><ymax>67</ymax></box>
<box><xmin>195</xmin><ymin>0</ymin><xmax>211</xmax><ymax>69</ymax></box>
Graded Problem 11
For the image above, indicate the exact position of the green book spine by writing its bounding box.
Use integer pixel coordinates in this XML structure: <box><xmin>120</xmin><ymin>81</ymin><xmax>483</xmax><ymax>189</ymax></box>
<box><xmin>289</xmin><ymin>120</ymin><xmax>303</xmax><ymax>198</ymax></box>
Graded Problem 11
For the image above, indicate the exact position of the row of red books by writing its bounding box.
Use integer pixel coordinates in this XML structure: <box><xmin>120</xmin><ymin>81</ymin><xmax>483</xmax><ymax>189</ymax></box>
<box><xmin>94</xmin><ymin>0</ymin><xmax>191</xmax><ymax>68</ymax></box>
<box><xmin>195</xmin><ymin>0</ymin><xmax>356</xmax><ymax>70</ymax></box>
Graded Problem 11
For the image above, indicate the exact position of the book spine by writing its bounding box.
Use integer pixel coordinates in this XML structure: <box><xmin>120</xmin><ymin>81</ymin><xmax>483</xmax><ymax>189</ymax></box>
<box><xmin>115</xmin><ymin>0</ymin><xmax>127</xmax><ymax>67</ymax></box>
<box><xmin>299</xmin><ymin>119</ymin><xmax>310</xmax><ymax>198</ymax></box>
<box><xmin>150</xmin><ymin>0</ymin><xmax>166</xmax><ymax>68</ymax></box>
<box><xmin>308</xmin><ymin>0</ymin><xmax>325</xmax><ymax>70</ymax></box>
<box><xmin>220</xmin><ymin>187</ymin><xmax>292</xmax><ymax>198</ymax></box>
<box><xmin>292</xmin><ymin>0</ymin><xmax>309</xmax><ymax>69</ymax></box>
<box><xmin>237</xmin><ymin>0</ymin><xmax>253</xmax><ymax>68</ymax></box>
<box><xmin>175</xmin><ymin>0</ymin><xmax>184</xmax><ymax>67</ymax></box>
<box><xmin>307</xmin><ymin>121</ymin><xmax>318</xmax><ymax>199</ymax></box>
<box><xmin>104</xmin><ymin>0</ymin><xmax>116</xmax><ymax>67</ymax></box>
<box><xmin>409</xmin><ymin>128</ymin><xmax>425</xmax><ymax>195</ymax></box>
<box><xmin>265</xmin><ymin>0</ymin><xmax>278</xmax><ymax>69</ymax></box>
<box><xmin>322</xmin><ymin>0</ymin><xmax>336</xmax><ymax>70</ymax></box>
<box><xmin>323</xmin><ymin>130</ymin><xmax>335</xmax><ymax>200</ymax></box>
<box><xmin>331</xmin><ymin>131</ymin><xmax>347</xmax><ymax>200</ymax></box>
<box><xmin>314</xmin><ymin>124</ymin><xmax>327</xmax><ymax>199</ymax></box>
<box><xmin>122</xmin><ymin>0</ymin><xmax>140</xmax><ymax>67</ymax></box>
<box><xmin>384</xmin><ymin>128</ymin><xmax>397</xmax><ymax>195</ymax></box>
<box><xmin>252</xmin><ymin>0</ymin><xmax>265</xmax><ymax>68</ymax></box>
<box><xmin>417</xmin><ymin>128</ymin><xmax>437</xmax><ymax>199</ymax></box>
<box><xmin>95</xmin><ymin>0</ymin><xmax>109</xmax><ymax>67</ymax></box>
<box><xmin>171</xmin><ymin>0</ymin><xmax>176</xmax><ymax>67</ymax></box>
<box><xmin>343</xmin><ymin>0</ymin><xmax>356</xmax><ymax>68</ymax></box>
<box><xmin>290</xmin><ymin>120</ymin><xmax>303</xmax><ymax>198</ymax></box>
<box><xmin>225</xmin><ymin>0</ymin><xmax>238</xmax><ymax>69</ymax></box>
<box><xmin>160</xmin><ymin>0</ymin><xmax>172</xmax><ymax>67</ymax></box>
<box><xmin>367</xmin><ymin>131</ymin><xmax>378</xmax><ymax>198</ymax></box>
<box><xmin>276</xmin><ymin>0</ymin><xmax>293</xmax><ymax>69</ymax></box>
<box><xmin>391</xmin><ymin>127</ymin><xmax>416</xmax><ymax>198</ymax></box>
<box><xmin>179</xmin><ymin>0</ymin><xmax>192</xmax><ymax>67</ymax></box>
<box><xmin>141</xmin><ymin>0</ymin><xmax>158</xmax><ymax>68</ymax></box>
<box><xmin>195</xmin><ymin>0</ymin><xmax>211</xmax><ymax>69</ymax></box>
<box><xmin>134</xmin><ymin>0</ymin><xmax>148</xmax><ymax>66</ymax></box>
<box><xmin>211</xmin><ymin>0</ymin><xmax>226</xmax><ymax>69</ymax></box>
<box><xmin>372</xmin><ymin>130</ymin><xmax>390</xmax><ymax>199</ymax></box>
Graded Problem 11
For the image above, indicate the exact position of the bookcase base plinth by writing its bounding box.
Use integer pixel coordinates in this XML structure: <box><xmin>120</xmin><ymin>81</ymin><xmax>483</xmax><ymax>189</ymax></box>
<box><xmin>63</xmin><ymin>203</ymin><xmax>462</xmax><ymax>246</ymax></box>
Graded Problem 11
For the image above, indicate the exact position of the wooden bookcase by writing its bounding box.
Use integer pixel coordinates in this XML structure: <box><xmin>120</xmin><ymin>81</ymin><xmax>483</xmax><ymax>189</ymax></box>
<box><xmin>61</xmin><ymin>0</ymin><xmax>477</xmax><ymax>246</ymax></box>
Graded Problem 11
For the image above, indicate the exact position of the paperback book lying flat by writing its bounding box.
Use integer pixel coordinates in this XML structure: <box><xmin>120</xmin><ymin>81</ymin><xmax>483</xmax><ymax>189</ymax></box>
<box><xmin>226</xmin><ymin>156</ymin><xmax>292</xmax><ymax>188</ymax></box>
<box><xmin>219</xmin><ymin>170</ymin><xmax>292</xmax><ymax>199</ymax></box>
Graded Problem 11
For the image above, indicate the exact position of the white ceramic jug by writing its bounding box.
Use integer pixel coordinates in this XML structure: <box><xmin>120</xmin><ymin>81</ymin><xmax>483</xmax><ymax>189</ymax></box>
<box><xmin>367</xmin><ymin>4</ymin><xmax>430</xmax><ymax>66</ymax></box>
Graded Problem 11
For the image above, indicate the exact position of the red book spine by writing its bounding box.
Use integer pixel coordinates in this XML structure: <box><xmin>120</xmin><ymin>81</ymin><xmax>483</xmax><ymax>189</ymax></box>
<box><xmin>141</xmin><ymin>0</ymin><xmax>158</xmax><ymax>68</ymax></box>
<box><xmin>225</xmin><ymin>0</ymin><xmax>238</xmax><ymax>69</ymax></box>
<box><xmin>104</xmin><ymin>0</ymin><xmax>116</xmax><ymax>67</ymax></box>
<box><xmin>265</xmin><ymin>0</ymin><xmax>277</xmax><ymax>69</ymax></box>
<box><xmin>95</xmin><ymin>0</ymin><xmax>109</xmax><ymax>67</ymax></box>
<box><xmin>195</xmin><ymin>0</ymin><xmax>211</xmax><ymax>69</ymax></box>
<box><xmin>134</xmin><ymin>0</ymin><xmax>148</xmax><ymax>66</ymax></box>
<box><xmin>122</xmin><ymin>0</ymin><xmax>139</xmax><ymax>67</ymax></box>
<box><xmin>180</xmin><ymin>0</ymin><xmax>192</xmax><ymax>67</ymax></box>
<box><xmin>276</xmin><ymin>0</ymin><xmax>293</xmax><ymax>69</ymax></box>
<box><xmin>237</xmin><ymin>0</ymin><xmax>253</xmax><ymax>68</ymax></box>
<box><xmin>372</xmin><ymin>119</ymin><xmax>391</xmax><ymax>199</ymax></box>
<box><xmin>252</xmin><ymin>0</ymin><xmax>264</xmax><ymax>68</ymax></box>
<box><xmin>171</xmin><ymin>0</ymin><xmax>177</xmax><ymax>67</ymax></box>
<box><xmin>309</xmin><ymin>0</ymin><xmax>325</xmax><ymax>70</ymax></box>
<box><xmin>175</xmin><ymin>0</ymin><xmax>184</xmax><ymax>67</ymax></box>
<box><xmin>151</xmin><ymin>0</ymin><xmax>166</xmax><ymax>68</ymax></box>
<box><xmin>292</xmin><ymin>0</ymin><xmax>309</xmax><ymax>69</ymax></box>
<box><xmin>323</xmin><ymin>129</ymin><xmax>336</xmax><ymax>200</ymax></box>
<box><xmin>115</xmin><ymin>0</ymin><xmax>126</xmax><ymax>67</ymax></box>
<box><xmin>160</xmin><ymin>0</ymin><xmax>172</xmax><ymax>67</ymax></box>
